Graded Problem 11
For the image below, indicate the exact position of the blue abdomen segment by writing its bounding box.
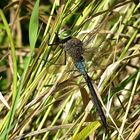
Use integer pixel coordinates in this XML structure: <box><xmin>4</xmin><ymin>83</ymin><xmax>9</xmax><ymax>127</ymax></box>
<box><xmin>75</xmin><ymin>61</ymin><xmax>86</xmax><ymax>75</ymax></box>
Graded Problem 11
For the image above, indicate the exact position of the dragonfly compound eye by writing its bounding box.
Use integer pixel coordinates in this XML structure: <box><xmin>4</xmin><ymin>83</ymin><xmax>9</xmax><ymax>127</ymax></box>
<box><xmin>58</xmin><ymin>29</ymin><xmax>72</xmax><ymax>40</ymax></box>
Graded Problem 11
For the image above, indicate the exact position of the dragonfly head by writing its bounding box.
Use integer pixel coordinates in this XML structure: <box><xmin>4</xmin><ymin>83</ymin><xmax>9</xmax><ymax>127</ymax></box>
<box><xmin>58</xmin><ymin>29</ymin><xmax>72</xmax><ymax>42</ymax></box>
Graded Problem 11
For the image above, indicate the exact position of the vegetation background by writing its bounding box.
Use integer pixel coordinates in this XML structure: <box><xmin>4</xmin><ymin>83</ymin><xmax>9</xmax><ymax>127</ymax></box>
<box><xmin>0</xmin><ymin>0</ymin><xmax>140</xmax><ymax>139</ymax></box>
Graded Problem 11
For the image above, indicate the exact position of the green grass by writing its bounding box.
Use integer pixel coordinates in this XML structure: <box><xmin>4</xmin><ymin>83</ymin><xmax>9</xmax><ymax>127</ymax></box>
<box><xmin>0</xmin><ymin>0</ymin><xmax>140</xmax><ymax>139</ymax></box>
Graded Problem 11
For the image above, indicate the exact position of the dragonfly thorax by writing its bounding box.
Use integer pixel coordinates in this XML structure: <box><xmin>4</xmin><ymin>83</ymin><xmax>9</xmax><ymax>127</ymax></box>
<box><xmin>62</xmin><ymin>38</ymin><xmax>84</xmax><ymax>62</ymax></box>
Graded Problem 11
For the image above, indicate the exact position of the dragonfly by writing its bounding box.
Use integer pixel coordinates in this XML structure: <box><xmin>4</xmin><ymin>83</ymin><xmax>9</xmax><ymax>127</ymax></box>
<box><xmin>53</xmin><ymin>29</ymin><xmax>108</xmax><ymax>130</ymax></box>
